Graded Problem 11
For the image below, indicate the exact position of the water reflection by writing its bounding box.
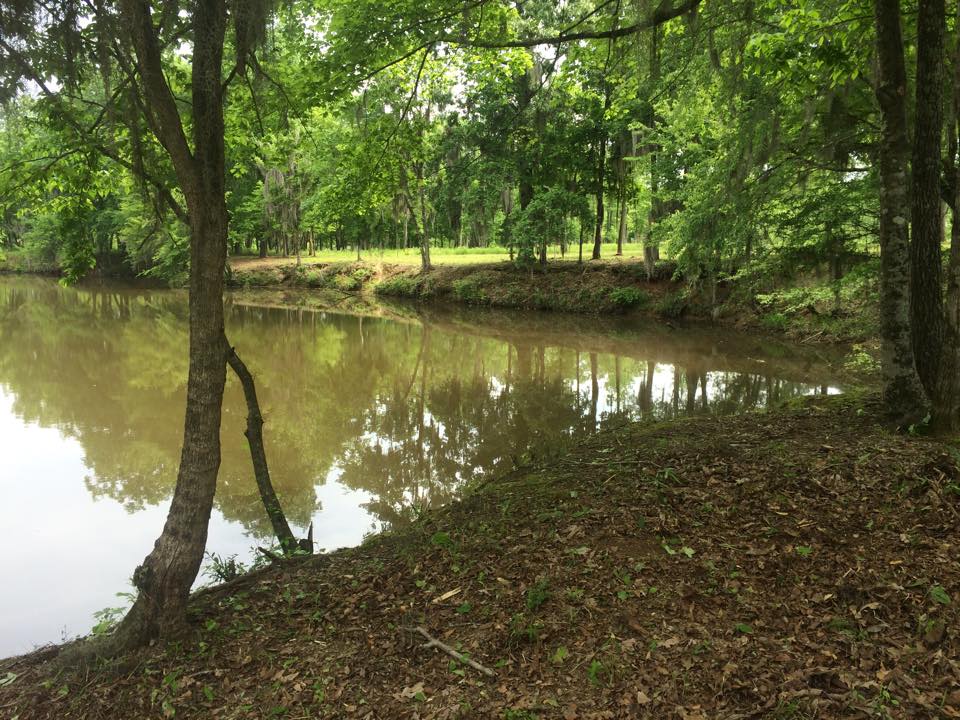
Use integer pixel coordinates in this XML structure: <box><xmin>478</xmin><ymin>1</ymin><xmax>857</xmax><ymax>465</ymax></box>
<box><xmin>0</xmin><ymin>277</ymin><xmax>839</xmax><ymax>653</ymax></box>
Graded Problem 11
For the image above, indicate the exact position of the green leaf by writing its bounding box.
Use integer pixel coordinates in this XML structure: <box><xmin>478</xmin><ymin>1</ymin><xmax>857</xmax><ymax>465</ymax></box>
<box><xmin>796</xmin><ymin>545</ymin><xmax>813</xmax><ymax>557</ymax></box>
<box><xmin>735</xmin><ymin>623</ymin><xmax>753</xmax><ymax>634</ymax></box>
<box><xmin>930</xmin><ymin>585</ymin><xmax>951</xmax><ymax>605</ymax></box>
<box><xmin>551</xmin><ymin>646</ymin><xmax>569</xmax><ymax>664</ymax></box>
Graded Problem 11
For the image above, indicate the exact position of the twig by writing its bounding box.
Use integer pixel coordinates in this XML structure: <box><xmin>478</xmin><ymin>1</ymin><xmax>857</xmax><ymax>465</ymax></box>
<box><xmin>403</xmin><ymin>626</ymin><xmax>495</xmax><ymax>677</ymax></box>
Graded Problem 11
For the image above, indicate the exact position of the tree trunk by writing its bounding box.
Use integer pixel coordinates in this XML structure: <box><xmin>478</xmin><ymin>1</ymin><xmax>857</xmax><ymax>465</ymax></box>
<box><xmin>108</xmin><ymin>0</ymin><xmax>236</xmax><ymax>650</ymax></box>
<box><xmin>592</xmin><ymin>142</ymin><xmax>606</xmax><ymax>261</ymax></box>
<box><xmin>645</xmin><ymin>24</ymin><xmax>663</xmax><ymax>268</ymax></box>
<box><xmin>911</xmin><ymin>0</ymin><xmax>946</xmax><ymax>399</ymax></box>
<box><xmin>115</xmin><ymin>194</ymin><xmax>229</xmax><ymax>647</ymax></box>
<box><xmin>938</xmin><ymin>0</ymin><xmax>960</xmax><ymax>430</ymax></box>
<box><xmin>592</xmin><ymin>89</ymin><xmax>611</xmax><ymax>261</ymax></box>
<box><xmin>617</xmin><ymin>173</ymin><xmax>628</xmax><ymax>256</ymax></box>
<box><xmin>417</xmin><ymin>163</ymin><xmax>431</xmax><ymax>271</ymax></box>
<box><xmin>226</xmin><ymin>342</ymin><xmax>301</xmax><ymax>553</ymax></box>
<box><xmin>873</xmin><ymin>0</ymin><xmax>930</xmax><ymax>424</ymax></box>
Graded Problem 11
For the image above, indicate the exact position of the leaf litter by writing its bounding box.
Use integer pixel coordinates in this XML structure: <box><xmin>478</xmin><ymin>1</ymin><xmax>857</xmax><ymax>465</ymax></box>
<box><xmin>1</xmin><ymin>395</ymin><xmax>958</xmax><ymax>719</ymax></box>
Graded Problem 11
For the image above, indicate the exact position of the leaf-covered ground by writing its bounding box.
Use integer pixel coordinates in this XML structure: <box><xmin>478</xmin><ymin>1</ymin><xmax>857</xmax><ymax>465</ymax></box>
<box><xmin>2</xmin><ymin>396</ymin><xmax>958</xmax><ymax>719</ymax></box>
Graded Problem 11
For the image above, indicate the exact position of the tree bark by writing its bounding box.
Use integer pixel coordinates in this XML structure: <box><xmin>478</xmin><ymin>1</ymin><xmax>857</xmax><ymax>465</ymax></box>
<box><xmin>873</xmin><ymin>0</ymin><xmax>930</xmax><ymax>424</ymax></box>
<box><xmin>911</xmin><ymin>0</ymin><xmax>947</xmax><ymax>400</ymax></box>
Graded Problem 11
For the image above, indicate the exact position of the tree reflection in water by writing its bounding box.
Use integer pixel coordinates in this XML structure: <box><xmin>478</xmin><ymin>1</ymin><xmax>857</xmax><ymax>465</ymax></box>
<box><xmin>0</xmin><ymin>277</ymin><xmax>841</xmax><ymax>539</ymax></box>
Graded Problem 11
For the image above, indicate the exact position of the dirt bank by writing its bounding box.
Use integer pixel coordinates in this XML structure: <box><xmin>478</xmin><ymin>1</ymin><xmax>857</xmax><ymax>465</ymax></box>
<box><xmin>227</xmin><ymin>258</ymin><xmax>876</xmax><ymax>345</ymax></box>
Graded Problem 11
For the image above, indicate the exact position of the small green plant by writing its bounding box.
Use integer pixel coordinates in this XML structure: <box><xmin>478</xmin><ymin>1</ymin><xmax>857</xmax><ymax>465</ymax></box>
<box><xmin>761</xmin><ymin>312</ymin><xmax>789</xmax><ymax>332</ymax></box>
<box><xmin>430</xmin><ymin>531</ymin><xmax>455</xmax><ymax>550</ymax></box>
<box><xmin>351</xmin><ymin>267</ymin><xmax>373</xmax><ymax>283</ymax></box>
<box><xmin>609</xmin><ymin>286</ymin><xmax>650</xmax><ymax>309</ymax></box>
<box><xmin>587</xmin><ymin>659</ymin><xmax>605</xmax><ymax>686</ymax></box>
<box><xmin>842</xmin><ymin>344</ymin><xmax>880</xmax><ymax>376</ymax></box>
<box><xmin>508</xmin><ymin>613</ymin><xmax>543</xmax><ymax>644</ymax></box>
<box><xmin>204</xmin><ymin>552</ymin><xmax>247</xmax><ymax>582</ymax></box>
<box><xmin>550</xmin><ymin>645</ymin><xmax>569</xmax><ymax>664</ymax></box>
<box><xmin>90</xmin><ymin>591</ymin><xmax>136</xmax><ymax>636</ymax></box>
<box><xmin>526</xmin><ymin>578</ymin><xmax>550</xmax><ymax>611</ymax></box>
<box><xmin>503</xmin><ymin>710</ymin><xmax>539</xmax><ymax>720</ymax></box>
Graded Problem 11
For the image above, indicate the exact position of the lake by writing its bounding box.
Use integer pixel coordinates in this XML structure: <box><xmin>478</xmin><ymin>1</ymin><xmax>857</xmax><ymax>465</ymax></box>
<box><xmin>0</xmin><ymin>276</ymin><xmax>841</xmax><ymax>656</ymax></box>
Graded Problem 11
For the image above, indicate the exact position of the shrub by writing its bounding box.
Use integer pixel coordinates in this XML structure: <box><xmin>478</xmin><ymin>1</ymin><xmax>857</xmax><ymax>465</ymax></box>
<box><xmin>761</xmin><ymin>312</ymin><xmax>789</xmax><ymax>332</ymax></box>
<box><xmin>332</xmin><ymin>273</ymin><xmax>360</xmax><ymax>291</ymax></box>
<box><xmin>609</xmin><ymin>286</ymin><xmax>650</xmax><ymax>309</ymax></box>
<box><xmin>351</xmin><ymin>266</ymin><xmax>373</xmax><ymax>283</ymax></box>
<box><xmin>451</xmin><ymin>277</ymin><xmax>487</xmax><ymax>303</ymax></box>
<box><xmin>374</xmin><ymin>275</ymin><xmax>419</xmax><ymax>297</ymax></box>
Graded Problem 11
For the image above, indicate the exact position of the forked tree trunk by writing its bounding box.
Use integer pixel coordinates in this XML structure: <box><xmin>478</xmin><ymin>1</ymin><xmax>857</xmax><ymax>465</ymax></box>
<box><xmin>873</xmin><ymin>0</ymin><xmax>930</xmax><ymax>425</ymax></box>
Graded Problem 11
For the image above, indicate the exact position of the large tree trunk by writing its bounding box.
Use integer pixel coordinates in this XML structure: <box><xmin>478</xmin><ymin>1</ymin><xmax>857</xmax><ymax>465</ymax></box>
<box><xmin>116</xmin><ymin>195</ymin><xmax>229</xmax><ymax>647</ymax></box>
<box><xmin>110</xmin><ymin>0</ymin><xmax>232</xmax><ymax>650</ymax></box>
<box><xmin>873</xmin><ymin>0</ymin><xmax>930</xmax><ymax>424</ymax></box>
<box><xmin>911</xmin><ymin>0</ymin><xmax>947</xmax><ymax>400</ymax></box>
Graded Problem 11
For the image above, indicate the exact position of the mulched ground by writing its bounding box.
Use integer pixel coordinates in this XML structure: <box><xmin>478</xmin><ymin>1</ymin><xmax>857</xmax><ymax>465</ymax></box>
<box><xmin>2</xmin><ymin>395</ymin><xmax>958</xmax><ymax>719</ymax></box>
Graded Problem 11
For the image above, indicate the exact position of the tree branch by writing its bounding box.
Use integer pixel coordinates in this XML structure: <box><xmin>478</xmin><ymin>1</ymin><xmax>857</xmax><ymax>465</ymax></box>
<box><xmin>440</xmin><ymin>0</ymin><xmax>701</xmax><ymax>48</ymax></box>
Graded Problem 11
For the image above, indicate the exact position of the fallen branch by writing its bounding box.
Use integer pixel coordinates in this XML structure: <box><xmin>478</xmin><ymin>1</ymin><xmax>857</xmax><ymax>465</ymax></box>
<box><xmin>403</xmin><ymin>626</ymin><xmax>495</xmax><ymax>677</ymax></box>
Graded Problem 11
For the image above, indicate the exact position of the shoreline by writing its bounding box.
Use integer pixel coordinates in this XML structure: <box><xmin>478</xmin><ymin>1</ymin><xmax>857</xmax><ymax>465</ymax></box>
<box><xmin>2</xmin><ymin>395</ymin><xmax>957</xmax><ymax>718</ymax></box>
<box><xmin>0</xmin><ymin>252</ymin><xmax>877</xmax><ymax>347</ymax></box>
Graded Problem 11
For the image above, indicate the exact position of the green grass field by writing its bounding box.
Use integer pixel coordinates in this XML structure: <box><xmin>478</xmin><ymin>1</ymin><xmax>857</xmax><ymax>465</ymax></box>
<box><xmin>233</xmin><ymin>243</ymin><xmax>653</xmax><ymax>266</ymax></box>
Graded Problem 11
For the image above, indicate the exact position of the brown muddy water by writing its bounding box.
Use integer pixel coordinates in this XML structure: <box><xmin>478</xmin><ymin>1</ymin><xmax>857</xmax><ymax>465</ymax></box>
<box><xmin>0</xmin><ymin>276</ymin><xmax>842</xmax><ymax>656</ymax></box>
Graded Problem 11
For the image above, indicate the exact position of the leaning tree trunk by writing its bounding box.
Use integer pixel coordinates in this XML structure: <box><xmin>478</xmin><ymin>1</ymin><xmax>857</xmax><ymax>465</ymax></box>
<box><xmin>873</xmin><ymin>0</ymin><xmax>930</xmax><ymax>425</ymax></box>
<box><xmin>226</xmin><ymin>342</ymin><xmax>301</xmax><ymax>553</ymax></box>
<box><xmin>911</xmin><ymin>0</ymin><xmax>947</xmax><ymax>403</ymax></box>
